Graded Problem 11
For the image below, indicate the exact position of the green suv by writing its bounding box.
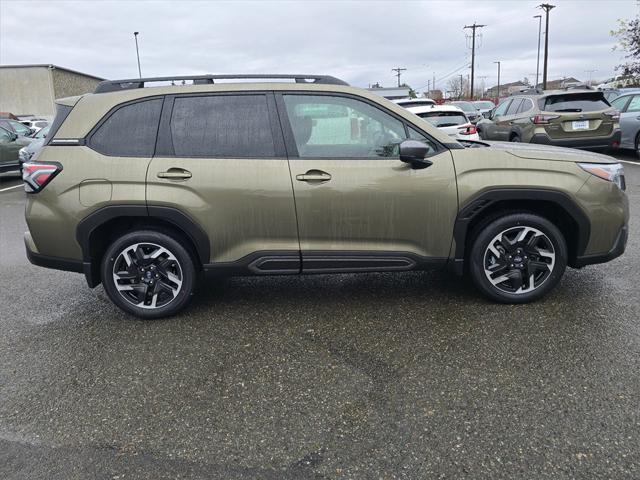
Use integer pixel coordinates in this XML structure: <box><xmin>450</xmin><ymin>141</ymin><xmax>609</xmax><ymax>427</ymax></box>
<box><xmin>23</xmin><ymin>75</ymin><xmax>629</xmax><ymax>318</ymax></box>
<box><xmin>476</xmin><ymin>89</ymin><xmax>621</xmax><ymax>150</ymax></box>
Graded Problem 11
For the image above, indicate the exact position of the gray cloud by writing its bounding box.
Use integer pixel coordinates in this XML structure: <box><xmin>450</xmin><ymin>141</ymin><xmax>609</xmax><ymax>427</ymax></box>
<box><xmin>1</xmin><ymin>0</ymin><xmax>636</xmax><ymax>91</ymax></box>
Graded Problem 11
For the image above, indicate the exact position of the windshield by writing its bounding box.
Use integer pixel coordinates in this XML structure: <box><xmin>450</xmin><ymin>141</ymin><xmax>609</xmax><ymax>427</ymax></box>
<box><xmin>473</xmin><ymin>101</ymin><xmax>495</xmax><ymax>109</ymax></box>
<box><xmin>543</xmin><ymin>93</ymin><xmax>610</xmax><ymax>112</ymax></box>
<box><xmin>451</xmin><ymin>102</ymin><xmax>476</xmax><ymax>112</ymax></box>
<box><xmin>35</xmin><ymin>125</ymin><xmax>50</xmax><ymax>138</ymax></box>
<box><xmin>417</xmin><ymin>111</ymin><xmax>467</xmax><ymax>127</ymax></box>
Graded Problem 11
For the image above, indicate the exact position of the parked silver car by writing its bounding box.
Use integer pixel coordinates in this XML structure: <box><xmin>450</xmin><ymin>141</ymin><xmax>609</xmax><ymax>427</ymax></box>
<box><xmin>611</xmin><ymin>93</ymin><xmax>640</xmax><ymax>157</ymax></box>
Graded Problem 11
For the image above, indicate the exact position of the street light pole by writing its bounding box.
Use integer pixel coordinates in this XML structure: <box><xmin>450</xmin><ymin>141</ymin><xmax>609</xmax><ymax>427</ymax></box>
<box><xmin>133</xmin><ymin>31</ymin><xmax>142</xmax><ymax>79</ymax></box>
<box><xmin>539</xmin><ymin>4</ymin><xmax>555</xmax><ymax>90</ymax></box>
<box><xmin>534</xmin><ymin>15</ymin><xmax>542</xmax><ymax>89</ymax></box>
<box><xmin>493</xmin><ymin>61</ymin><xmax>501</xmax><ymax>99</ymax></box>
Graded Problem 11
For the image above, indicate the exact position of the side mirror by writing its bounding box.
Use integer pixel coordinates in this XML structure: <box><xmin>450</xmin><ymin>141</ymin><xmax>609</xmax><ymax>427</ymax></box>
<box><xmin>399</xmin><ymin>140</ymin><xmax>433</xmax><ymax>169</ymax></box>
<box><xmin>10</xmin><ymin>132</ymin><xmax>18</xmax><ymax>141</ymax></box>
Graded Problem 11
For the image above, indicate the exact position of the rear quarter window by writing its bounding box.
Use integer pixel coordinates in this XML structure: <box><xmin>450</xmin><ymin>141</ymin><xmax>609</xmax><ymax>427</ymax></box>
<box><xmin>542</xmin><ymin>93</ymin><xmax>610</xmax><ymax>113</ymax></box>
<box><xmin>89</xmin><ymin>98</ymin><xmax>163</xmax><ymax>156</ymax></box>
<box><xmin>45</xmin><ymin>104</ymin><xmax>73</xmax><ymax>145</ymax></box>
<box><xmin>169</xmin><ymin>94</ymin><xmax>275</xmax><ymax>157</ymax></box>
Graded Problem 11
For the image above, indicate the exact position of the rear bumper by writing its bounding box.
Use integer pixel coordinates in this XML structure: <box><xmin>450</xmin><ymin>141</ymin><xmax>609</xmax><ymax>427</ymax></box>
<box><xmin>530</xmin><ymin>129</ymin><xmax>621</xmax><ymax>150</ymax></box>
<box><xmin>573</xmin><ymin>224</ymin><xmax>628</xmax><ymax>268</ymax></box>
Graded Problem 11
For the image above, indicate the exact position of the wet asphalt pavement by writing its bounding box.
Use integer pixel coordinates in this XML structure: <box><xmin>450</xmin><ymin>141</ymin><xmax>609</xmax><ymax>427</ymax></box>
<box><xmin>0</xmin><ymin>158</ymin><xmax>639</xmax><ymax>480</ymax></box>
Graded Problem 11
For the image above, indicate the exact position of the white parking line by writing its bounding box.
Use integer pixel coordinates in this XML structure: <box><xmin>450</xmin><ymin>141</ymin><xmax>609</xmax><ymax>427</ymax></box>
<box><xmin>0</xmin><ymin>184</ymin><xmax>23</xmax><ymax>192</ymax></box>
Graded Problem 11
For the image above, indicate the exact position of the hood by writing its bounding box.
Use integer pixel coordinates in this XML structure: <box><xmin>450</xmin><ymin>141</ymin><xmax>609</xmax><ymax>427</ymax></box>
<box><xmin>480</xmin><ymin>140</ymin><xmax>618</xmax><ymax>164</ymax></box>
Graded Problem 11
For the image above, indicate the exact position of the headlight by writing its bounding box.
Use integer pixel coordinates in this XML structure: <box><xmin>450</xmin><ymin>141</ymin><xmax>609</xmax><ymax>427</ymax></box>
<box><xmin>578</xmin><ymin>162</ymin><xmax>625</xmax><ymax>191</ymax></box>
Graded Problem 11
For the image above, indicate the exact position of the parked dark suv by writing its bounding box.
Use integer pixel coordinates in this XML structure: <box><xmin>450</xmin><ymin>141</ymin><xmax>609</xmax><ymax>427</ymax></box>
<box><xmin>476</xmin><ymin>89</ymin><xmax>621</xmax><ymax>150</ymax></box>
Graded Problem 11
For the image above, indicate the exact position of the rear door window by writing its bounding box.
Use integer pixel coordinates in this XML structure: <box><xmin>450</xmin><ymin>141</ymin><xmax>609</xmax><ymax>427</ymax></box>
<box><xmin>517</xmin><ymin>98</ymin><xmax>534</xmax><ymax>114</ymax></box>
<box><xmin>505</xmin><ymin>99</ymin><xmax>523</xmax><ymax>115</ymax></box>
<box><xmin>90</xmin><ymin>98</ymin><xmax>163</xmax><ymax>156</ymax></box>
<box><xmin>170</xmin><ymin>94</ymin><xmax>275</xmax><ymax>157</ymax></box>
<box><xmin>543</xmin><ymin>93</ymin><xmax>610</xmax><ymax>112</ymax></box>
<box><xmin>626</xmin><ymin>95</ymin><xmax>640</xmax><ymax>113</ymax></box>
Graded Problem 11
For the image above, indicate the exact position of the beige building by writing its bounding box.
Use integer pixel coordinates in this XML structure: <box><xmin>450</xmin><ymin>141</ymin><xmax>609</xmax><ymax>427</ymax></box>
<box><xmin>0</xmin><ymin>64</ymin><xmax>104</xmax><ymax>120</ymax></box>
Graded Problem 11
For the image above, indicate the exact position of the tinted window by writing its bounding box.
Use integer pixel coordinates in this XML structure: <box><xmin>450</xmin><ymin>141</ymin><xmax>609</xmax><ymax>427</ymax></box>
<box><xmin>626</xmin><ymin>95</ymin><xmax>640</xmax><ymax>112</ymax></box>
<box><xmin>91</xmin><ymin>98</ymin><xmax>162</xmax><ymax>156</ymax></box>
<box><xmin>506</xmin><ymin>98</ymin><xmax>523</xmax><ymax>115</ymax></box>
<box><xmin>493</xmin><ymin>99</ymin><xmax>511</xmax><ymax>116</ymax></box>
<box><xmin>543</xmin><ymin>93</ymin><xmax>610</xmax><ymax>112</ymax></box>
<box><xmin>451</xmin><ymin>102</ymin><xmax>475</xmax><ymax>112</ymax></box>
<box><xmin>8</xmin><ymin>120</ymin><xmax>31</xmax><ymax>135</ymax></box>
<box><xmin>517</xmin><ymin>98</ymin><xmax>534</xmax><ymax>113</ymax></box>
<box><xmin>170</xmin><ymin>95</ymin><xmax>274</xmax><ymax>157</ymax></box>
<box><xmin>0</xmin><ymin>127</ymin><xmax>11</xmax><ymax>142</ymax></box>
<box><xmin>611</xmin><ymin>95</ymin><xmax>630</xmax><ymax>111</ymax></box>
<box><xmin>283</xmin><ymin>94</ymin><xmax>406</xmax><ymax>158</ymax></box>
<box><xmin>417</xmin><ymin>111</ymin><xmax>468</xmax><ymax>127</ymax></box>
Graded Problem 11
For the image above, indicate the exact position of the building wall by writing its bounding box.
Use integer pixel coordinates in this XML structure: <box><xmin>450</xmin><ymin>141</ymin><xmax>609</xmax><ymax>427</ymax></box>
<box><xmin>0</xmin><ymin>66</ymin><xmax>55</xmax><ymax>118</ymax></box>
<box><xmin>52</xmin><ymin>68</ymin><xmax>101</xmax><ymax>101</ymax></box>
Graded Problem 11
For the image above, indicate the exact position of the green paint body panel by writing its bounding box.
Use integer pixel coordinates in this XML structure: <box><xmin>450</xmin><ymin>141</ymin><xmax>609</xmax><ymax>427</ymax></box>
<box><xmin>24</xmin><ymin>82</ymin><xmax>629</xmax><ymax>276</ymax></box>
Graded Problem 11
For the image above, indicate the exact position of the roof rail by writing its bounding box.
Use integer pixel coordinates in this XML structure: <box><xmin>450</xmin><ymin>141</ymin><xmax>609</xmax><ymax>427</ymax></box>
<box><xmin>94</xmin><ymin>74</ymin><xmax>349</xmax><ymax>93</ymax></box>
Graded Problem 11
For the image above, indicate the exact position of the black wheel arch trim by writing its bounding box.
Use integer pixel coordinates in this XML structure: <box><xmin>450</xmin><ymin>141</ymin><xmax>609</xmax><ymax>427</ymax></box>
<box><xmin>452</xmin><ymin>188</ymin><xmax>591</xmax><ymax>274</ymax></box>
<box><xmin>76</xmin><ymin>204</ymin><xmax>210</xmax><ymax>285</ymax></box>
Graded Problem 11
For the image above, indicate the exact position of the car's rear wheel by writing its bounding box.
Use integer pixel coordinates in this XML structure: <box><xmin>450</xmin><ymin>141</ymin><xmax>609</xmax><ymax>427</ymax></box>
<box><xmin>469</xmin><ymin>213</ymin><xmax>567</xmax><ymax>303</ymax></box>
<box><xmin>510</xmin><ymin>133</ymin><xmax>521</xmax><ymax>142</ymax></box>
<box><xmin>635</xmin><ymin>132</ymin><xmax>640</xmax><ymax>159</ymax></box>
<box><xmin>101</xmin><ymin>230</ymin><xmax>197</xmax><ymax>319</ymax></box>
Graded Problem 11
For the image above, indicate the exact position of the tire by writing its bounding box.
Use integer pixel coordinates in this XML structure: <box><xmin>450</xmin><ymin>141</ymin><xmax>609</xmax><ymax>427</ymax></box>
<box><xmin>635</xmin><ymin>132</ymin><xmax>640</xmax><ymax>159</ymax></box>
<box><xmin>509</xmin><ymin>133</ymin><xmax>521</xmax><ymax>142</ymax></box>
<box><xmin>469</xmin><ymin>213</ymin><xmax>567</xmax><ymax>303</ymax></box>
<box><xmin>101</xmin><ymin>230</ymin><xmax>197</xmax><ymax>319</ymax></box>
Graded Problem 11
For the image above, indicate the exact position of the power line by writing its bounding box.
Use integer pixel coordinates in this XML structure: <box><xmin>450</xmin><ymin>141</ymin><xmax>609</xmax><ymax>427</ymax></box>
<box><xmin>392</xmin><ymin>67</ymin><xmax>407</xmax><ymax>87</ymax></box>
<box><xmin>463</xmin><ymin>22</ymin><xmax>486</xmax><ymax>100</ymax></box>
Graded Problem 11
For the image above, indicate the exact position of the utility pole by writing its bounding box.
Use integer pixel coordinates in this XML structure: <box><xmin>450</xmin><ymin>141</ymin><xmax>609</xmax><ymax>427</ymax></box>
<box><xmin>392</xmin><ymin>67</ymin><xmax>407</xmax><ymax>87</ymax></box>
<box><xmin>584</xmin><ymin>69</ymin><xmax>598</xmax><ymax>86</ymax></box>
<box><xmin>460</xmin><ymin>74</ymin><xmax>464</xmax><ymax>99</ymax></box>
<box><xmin>427</xmin><ymin>80</ymin><xmax>431</xmax><ymax>94</ymax></box>
<box><xmin>493</xmin><ymin>61</ymin><xmax>501</xmax><ymax>99</ymax></box>
<box><xmin>534</xmin><ymin>15</ymin><xmax>542</xmax><ymax>88</ymax></box>
<box><xmin>133</xmin><ymin>31</ymin><xmax>142</xmax><ymax>78</ymax></box>
<box><xmin>463</xmin><ymin>22</ymin><xmax>486</xmax><ymax>101</ymax></box>
<box><xmin>538</xmin><ymin>4</ymin><xmax>555</xmax><ymax>89</ymax></box>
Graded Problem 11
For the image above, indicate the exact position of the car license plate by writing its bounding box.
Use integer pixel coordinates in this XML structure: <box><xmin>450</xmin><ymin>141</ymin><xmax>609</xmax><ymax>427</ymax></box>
<box><xmin>572</xmin><ymin>120</ymin><xmax>589</xmax><ymax>130</ymax></box>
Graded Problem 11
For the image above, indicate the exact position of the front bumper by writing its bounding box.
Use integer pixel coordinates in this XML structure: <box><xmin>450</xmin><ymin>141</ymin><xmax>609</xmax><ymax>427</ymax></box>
<box><xmin>530</xmin><ymin>129</ymin><xmax>621</xmax><ymax>150</ymax></box>
<box><xmin>573</xmin><ymin>224</ymin><xmax>628</xmax><ymax>267</ymax></box>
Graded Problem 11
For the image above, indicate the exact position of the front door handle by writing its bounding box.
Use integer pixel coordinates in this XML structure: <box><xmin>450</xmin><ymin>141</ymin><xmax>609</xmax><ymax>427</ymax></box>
<box><xmin>157</xmin><ymin>168</ymin><xmax>192</xmax><ymax>180</ymax></box>
<box><xmin>296</xmin><ymin>170</ymin><xmax>332</xmax><ymax>183</ymax></box>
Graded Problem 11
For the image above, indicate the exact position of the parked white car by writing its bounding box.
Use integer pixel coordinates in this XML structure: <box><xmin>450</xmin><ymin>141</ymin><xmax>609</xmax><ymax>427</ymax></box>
<box><xmin>406</xmin><ymin>104</ymin><xmax>480</xmax><ymax>141</ymax></box>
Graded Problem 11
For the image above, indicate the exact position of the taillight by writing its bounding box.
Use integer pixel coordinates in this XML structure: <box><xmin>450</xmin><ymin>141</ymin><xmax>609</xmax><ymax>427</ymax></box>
<box><xmin>530</xmin><ymin>114</ymin><xmax>560</xmax><ymax>124</ymax></box>
<box><xmin>604</xmin><ymin>110</ymin><xmax>620</xmax><ymax>121</ymax></box>
<box><xmin>458</xmin><ymin>124</ymin><xmax>477</xmax><ymax>135</ymax></box>
<box><xmin>22</xmin><ymin>162</ymin><xmax>62</xmax><ymax>193</ymax></box>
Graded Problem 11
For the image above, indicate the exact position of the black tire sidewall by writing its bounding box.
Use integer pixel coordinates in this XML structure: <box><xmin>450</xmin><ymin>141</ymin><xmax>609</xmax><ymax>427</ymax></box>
<box><xmin>469</xmin><ymin>213</ymin><xmax>567</xmax><ymax>303</ymax></box>
<box><xmin>101</xmin><ymin>230</ymin><xmax>196</xmax><ymax>319</ymax></box>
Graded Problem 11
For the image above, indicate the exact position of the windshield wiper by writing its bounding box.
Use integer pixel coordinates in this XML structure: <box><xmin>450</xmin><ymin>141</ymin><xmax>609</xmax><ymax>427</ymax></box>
<box><xmin>553</xmin><ymin>108</ymin><xmax>582</xmax><ymax>112</ymax></box>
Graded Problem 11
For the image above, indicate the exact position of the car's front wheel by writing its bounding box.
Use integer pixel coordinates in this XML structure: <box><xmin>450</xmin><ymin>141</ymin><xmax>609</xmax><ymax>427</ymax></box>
<box><xmin>101</xmin><ymin>230</ymin><xmax>197</xmax><ymax>319</ymax></box>
<box><xmin>469</xmin><ymin>213</ymin><xmax>567</xmax><ymax>303</ymax></box>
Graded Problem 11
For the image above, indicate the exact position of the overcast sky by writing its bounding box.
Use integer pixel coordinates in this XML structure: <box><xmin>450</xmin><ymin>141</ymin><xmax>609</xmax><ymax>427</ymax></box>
<box><xmin>1</xmin><ymin>0</ymin><xmax>637</xmax><ymax>92</ymax></box>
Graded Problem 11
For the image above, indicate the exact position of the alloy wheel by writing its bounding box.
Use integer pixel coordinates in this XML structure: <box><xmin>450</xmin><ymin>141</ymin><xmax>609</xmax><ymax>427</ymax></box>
<box><xmin>483</xmin><ymin>226</ymin><xmax>555</xmax><ymax>294</ymax></box>
<box><xmin>112</xmin><ymin>242</ymin><xmax>183</xmax><ymax>309</ymax></box>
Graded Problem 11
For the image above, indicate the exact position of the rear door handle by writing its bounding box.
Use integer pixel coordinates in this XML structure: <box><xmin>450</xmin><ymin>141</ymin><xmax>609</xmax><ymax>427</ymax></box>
<box><xmin>157</xmin><ymin>168</ymin><xmax>192</xmax><ymax>180</ymax></box>
<box><xmin>296</xmin><ymin>170</ymin><xmax>332</xmax><ymax>183</ymax></box>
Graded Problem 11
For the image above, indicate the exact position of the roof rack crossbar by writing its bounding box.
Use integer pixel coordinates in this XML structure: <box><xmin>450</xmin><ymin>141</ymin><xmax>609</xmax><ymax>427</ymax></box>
<box><xmin>94</xmin><ymin>74</ymin><xmax>349</xmax><ymax>93</ymax></box>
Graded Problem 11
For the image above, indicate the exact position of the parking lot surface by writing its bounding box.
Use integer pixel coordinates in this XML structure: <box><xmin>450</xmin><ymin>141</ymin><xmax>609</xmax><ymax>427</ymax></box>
<box><xmin>1</xmin><ymin>159</ymin><xmax>639</xmax><ymax>479</ymax></box>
